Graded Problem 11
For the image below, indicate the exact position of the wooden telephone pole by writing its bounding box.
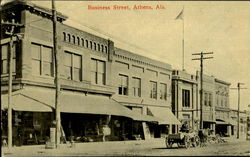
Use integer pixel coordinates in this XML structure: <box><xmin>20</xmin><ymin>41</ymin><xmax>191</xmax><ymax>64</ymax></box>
<box><xmin>1</xmin><ymin>16</ymin><xmax>24</xmax><ymax>148</ymax></box>
<box><xmin>192</xmin><ymin>52</ymin><xmax>213</xmax><ymax>129</ymax></box>
<box><xmin>52</xmin><ymin>0</ymin><xmax>61</xmax><ymax>148</ymax></box>
<box><xmin>231</xmin><ymin>83</ymin><xmax>247</xmax><ymax>139</ymax></box>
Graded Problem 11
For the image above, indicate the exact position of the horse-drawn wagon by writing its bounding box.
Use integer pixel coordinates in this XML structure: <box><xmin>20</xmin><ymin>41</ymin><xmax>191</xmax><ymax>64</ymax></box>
<box><xmin>165</xmin><ymin>131</ymin><xmax>200</xmax><ymax>149</ymax></box>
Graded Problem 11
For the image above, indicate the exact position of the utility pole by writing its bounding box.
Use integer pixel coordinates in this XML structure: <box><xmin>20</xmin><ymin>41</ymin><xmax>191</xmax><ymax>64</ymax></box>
<box><xmin>192</xmin><ymin>52</ymin><xmax>213</xmax><ymax>130</ymax></box>
<box><xmin>231</xmin><ymin>83</ymin><xmax>247</xmax><ymax>139</ymax></box>
<box><xmin>1</xmin><ymin>16</ymin><xmax>24</xmax><ymax>149</ymax></box>
<box><xmin>52</xmin><ymin>0</ymin><xmax>61</xmax><ymax>148</ymax></box>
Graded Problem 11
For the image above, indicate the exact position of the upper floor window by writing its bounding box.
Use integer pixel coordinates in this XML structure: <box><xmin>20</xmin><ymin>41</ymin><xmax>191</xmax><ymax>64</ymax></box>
<box><xmin>63</xmin><ymin>32</ymin><xmax>66</xmax><ymax>41</ymax></box>
<box><xmin>90</xmin><ymin>41</ymin><xmax>93</xmax><ymax>49</ymax></box>
<box><xmin>91</xmin><ymin>59</ymin><xmax>105</xmax><ymax>85</ymax></box>
<box><xmin>94</xmin><ymin>43</ymin><xmax>97</xmax><ymax>50</ymax></box>
<box><xmin>105</xmin><ymin>46</ymin><xmax>108</xmax><ymax>53</ymax></box>
<box><xmin>81</xmin><ymin>38</ymin><xmax>84</xmax><ymax>47</ymax></box>
<box><xmin>67</xmin><ymin>34</ymin><xmax>71</xmax><ymax>42</ymax></box>
<box><xmin>150</xmin><ymin>81</ymin><xmax>157</xmax><ymax>99</ymax></box>
<box><xmin>64</xmin><ymin>51</ymin><xmax>82</xmax><ymax>81</ymax></box>
<box><xmin>72</xmin><ymin>35</ymin><xmax>76</xmax><ymax>44</ymax></box>
<box><xmin>208</xmin><ymin>93</ymin><xmax>212</xmax><ymax>106</ymax></box>
<box><xmin>204</xmin><ymin>93</ymin><xmax>208</xmax><ymax>106</ymax></box>
<box><xmin>118</xmin><ymin>74</ymin><xmax>128</xmax><ymax>95</ymax></box>
<box><xmin>31</xmin><ymin>43</ymin><xmax>53</xmax><ymax>77</ymax></box>
<box><xmin>182</xmin><ymin>89</ymin><xmax>190</xmax><ymax>107</ymax></box>
<box><xmin>132</xmin><ymin>77</ymin><xmax>141</xmax><ymax>97</ymax></box>
<box><xmin>98</xmin><ymin>44</ymin><xmax>100</xmax><ymax>51</ymax></box>
<box><xmin>1</xmin><ymin>44</ymin><xmax>16</xmax><ymax>75</ymax></box>
<box><xmin>160</xmin><ymin>83</ymin><xmax>167</xmax><ymax>100</ymax></box>
<box><xmin>77</xmin><ymin>37</ymin><xmax>80</xmax><ymax>45</ymax></box>
<box><xmin>85</xmin><ymin>40</ymin><xmax>88</xmax><ymax>48</ymax></box>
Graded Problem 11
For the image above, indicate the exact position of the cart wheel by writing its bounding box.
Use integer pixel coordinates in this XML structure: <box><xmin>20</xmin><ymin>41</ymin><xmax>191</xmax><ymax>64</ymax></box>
<box><xmin>184</xmin><ymin>136</ymin><xmax>191</xmax><ymax>149</ymax></box>
<box><xmin>165</xmin><ymin>137</ymin><xmax>170</xmax><ymax>148</ymax></box>
<box><xmin>193</xmin><ymin>136</ymin><xmax>200</xmax><ymax>147</ymax></box>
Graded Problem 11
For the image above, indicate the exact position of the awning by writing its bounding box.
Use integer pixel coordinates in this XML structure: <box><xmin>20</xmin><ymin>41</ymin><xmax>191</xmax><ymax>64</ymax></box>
<box><xmin>215</xmin><ymin>119</ymin><xmax>229</xmax><ymax>125</ymax></box>
<box><xmin>1</xmin><ymin>88</ymin><xmax>158</xmax><ymax>122</ymax></box>
<box><xmin>147</xmin><ymin>106</ymin><xmax>181</xmax><ymax>125</ymax></box>
<box><xmin>1</xmin><ymin>93</ymin><xmax>53</xmax><ymax>112</ymax></box>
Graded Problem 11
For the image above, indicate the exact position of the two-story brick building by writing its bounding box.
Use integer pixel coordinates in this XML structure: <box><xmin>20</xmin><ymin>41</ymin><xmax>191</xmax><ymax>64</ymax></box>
<box><xmin>1</xmin><ymin>1</ymin><xmax>179</xmax><ymax>146</ymax></box>
<box><xmin>111</xmin><ymin>48</ymin><xmax>180</xmax><ymax>139</ymax></box>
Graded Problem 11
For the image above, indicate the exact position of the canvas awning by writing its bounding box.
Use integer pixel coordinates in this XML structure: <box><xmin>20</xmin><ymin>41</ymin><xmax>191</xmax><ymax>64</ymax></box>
<box><xmin>1</xmin><ymin>88</ymin><xmax>158</xmax><ymax>122</ymax></box>
<box><xmin>1</xmin><ymin>93</ymin><xmax>53</xmax><ymax>112</ymax></box>
<box><xmin>147</xmin><ymin>106</ymin><xmax>181</xmax><ymax>125</ymax></box>
<box><xmin>215</xmin><ymin>119</ymin><xmax>229</xmax><ymax>125</ymax></box>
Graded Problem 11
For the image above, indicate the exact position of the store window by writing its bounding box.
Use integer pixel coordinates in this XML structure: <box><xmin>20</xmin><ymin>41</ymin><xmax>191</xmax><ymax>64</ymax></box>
<box><xmin>160</xmin><ymin>83</ymin><xmax>167</xmax><ymax>100</ymax></box>
<box><xmin>91</xmin><ymin>59</ymin><xmax>106</xmax><ymax>85</ymax></box>
<box><xmin>150</xmin><ymin>81</ymin><xmax>157</xmax><ymax>99</ymax></box>
<box><xmin>31</xmin><ymin>43</ymin><xmax>53</xmax><ymax>77</ymax></box>
<box><xmin>182</xmin><ymin>89</ymin><xmax>190</xmax><ymax>107</ymax></box>
<box><xmin>64</xmin><ymin>51</ymin><xmax>82</xmax><ymax>81</ymax></box>
<box><xmin>132</xmin><ymin>77</ymin><xmax>141</xmax><ymax>97</ymax></box>
<box><xmin>1</xmin><ymin>43</ymin><xmax>16</xmax><ymax>75</ymax></box>
<box><xmin>118</xmin><ymin>74</ymin><xmax>128</xmax><ymax>95</ymax></box>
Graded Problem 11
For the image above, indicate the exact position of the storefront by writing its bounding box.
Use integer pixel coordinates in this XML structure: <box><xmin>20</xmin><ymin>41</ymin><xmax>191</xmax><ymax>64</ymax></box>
<box><xmin>215</xmin><ymin>119</ymin><xmax>231</xmax><ymax>137</ymax></box>
<box><xmin>147</xmin><ymin>106</ymin><xmax>181</xmax><ymax>137</ymax></box>
<box><xmin>1</xmin><ymin>87</ymin><xmax>159</xmax><ymax>146</ymax></box>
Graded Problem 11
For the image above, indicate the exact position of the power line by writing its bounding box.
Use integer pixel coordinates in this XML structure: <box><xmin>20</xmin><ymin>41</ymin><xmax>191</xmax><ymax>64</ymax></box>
<box><xmin>230</xmin><ymin>83</ymin><xmax>247</xmax><ymax>139</ymax></box>
<box><xmin>192</xmin><ymin>51</ymin><xmax>214</xmax><ymax>129</ymax></box>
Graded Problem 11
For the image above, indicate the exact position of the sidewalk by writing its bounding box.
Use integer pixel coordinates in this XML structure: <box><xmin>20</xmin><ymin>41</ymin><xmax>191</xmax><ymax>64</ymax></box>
<box><xmin>2</xmin><ymin>138</ymin><xmax>166</xmax><ymax>156</ymax></box>
<box><xmin>222</xmin><ymin>136</ymin><xmax>248</xmax><ymax>143</ymax></box>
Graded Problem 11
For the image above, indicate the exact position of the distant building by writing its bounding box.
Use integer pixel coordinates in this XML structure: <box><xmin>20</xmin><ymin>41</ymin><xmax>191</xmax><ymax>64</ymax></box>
<box><xmin>197</xmin><ymin>72</ymin><xmax>216</xmax><ymax>131</ymax></box>
<box><xmin>230</xmin><ymin>109</ymin><xmax>249</xmax><ymax>139</ymax></box>
<box><xmin>214</xmin><ymin>78</ymin><xmax>231</xmax><ymax>136</ymax></box>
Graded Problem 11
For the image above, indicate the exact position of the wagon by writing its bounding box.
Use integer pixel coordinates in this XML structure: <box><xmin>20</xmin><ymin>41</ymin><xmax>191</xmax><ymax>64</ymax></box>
<box><xmin>165</xmin><ymin>131</ymin><xmax>200</xmax><ymax>149</ymax></box>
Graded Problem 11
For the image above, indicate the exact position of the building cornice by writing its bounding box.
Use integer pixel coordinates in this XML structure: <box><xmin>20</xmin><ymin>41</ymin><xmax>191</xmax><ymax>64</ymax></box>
<box><xmin>0</xmin><ymin>0</ymin><xmax>68</xmax><ymax>22</ymax></box>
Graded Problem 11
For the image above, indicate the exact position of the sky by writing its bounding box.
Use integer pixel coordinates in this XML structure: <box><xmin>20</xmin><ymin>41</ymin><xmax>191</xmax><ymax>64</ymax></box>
<box><xmin>2</xmin><ymin>0</ymin><xmax>249</xmax><ymax>111</ymax></box>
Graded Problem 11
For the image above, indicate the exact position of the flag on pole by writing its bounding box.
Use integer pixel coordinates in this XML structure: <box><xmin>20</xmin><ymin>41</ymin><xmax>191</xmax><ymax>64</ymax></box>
<box><xmin>175</xmin><ymin>9</ymin><xmax>184</xmax><ymax>20</ymax></box>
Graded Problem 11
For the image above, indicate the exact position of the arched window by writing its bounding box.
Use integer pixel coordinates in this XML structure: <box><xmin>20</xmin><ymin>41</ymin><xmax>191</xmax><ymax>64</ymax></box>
<box><xmin>68</xmin><ymin>34</ymin><xmax>71</xmax><ymax>42</ymax></box>
<box><xmin>105</xmin><ymin>46</ymin><xmax>108</xmax><ymax>53</ymax></box>
<box><xmin>90</xmin><ymin>41</ymin><xmax>93</xmax><ymax>49</ymax></box>
<box><xmin>101</xmin><ymin>45</ymin><xmax>104</xmax><ymax>52</ymax></box>
<box><xmin>85</xmin><ymin>40</ymin><xmax>88</xmax><ymax>48</ymax></box>
<box><xmin>97</xmin><ymin>44</ymin><xmax>100</xmax><ymax>51</ymax></box>
<box><xmin>77</xmin><ymin>37</ymin><xmax>80</xmax><ymax>45</ymax></box>
<box><xmin>72</xmin><ymin>35</ymin><xmax>75</xmax><ymax>44</ymax></box>
<box><xmin>81</xmin><ymin>38</ymin><xmax>84</xmax><ymax>46</ymax></box>
<box><xmin>63</xmin><ymin>32</ymin><xmax>66</xmax><ymax>41</ymax></box>
<box><xmin>94</xmin><ymin>43</ymin><xmax>97</xmax><ymax>50</ymax></box>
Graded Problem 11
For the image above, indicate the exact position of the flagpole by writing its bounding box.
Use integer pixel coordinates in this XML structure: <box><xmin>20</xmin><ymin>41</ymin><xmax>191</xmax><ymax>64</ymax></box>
<box><xmin>182</xmin><ymin>7</ymin><xmax>185</xmax><ymax>71</ymax></box>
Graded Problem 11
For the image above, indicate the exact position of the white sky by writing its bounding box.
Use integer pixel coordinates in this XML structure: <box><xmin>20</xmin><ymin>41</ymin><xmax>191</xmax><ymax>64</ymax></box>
<box><xmin>6</xmin><ymin>0</ymin><xmax>250</xmax><ymax>111</ymax></box>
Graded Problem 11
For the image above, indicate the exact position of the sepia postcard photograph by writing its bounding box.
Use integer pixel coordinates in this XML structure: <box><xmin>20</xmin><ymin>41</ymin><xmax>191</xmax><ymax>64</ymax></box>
<box><xmin>1</xmin><ymin>0</ymin><xmax>250</xmax><ymax>156</ymax></box>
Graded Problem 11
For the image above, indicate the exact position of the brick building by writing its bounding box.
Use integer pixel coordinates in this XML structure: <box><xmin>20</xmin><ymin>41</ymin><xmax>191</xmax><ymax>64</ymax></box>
<box><xmin>112</xmin><ymin>48</ymin><xmax>180</xmax><ymax>139</ymax></box>
<box><xmin>0</xmin><ymin>1</ymin><xmax>179</xmax><ymax>146</ymax></box>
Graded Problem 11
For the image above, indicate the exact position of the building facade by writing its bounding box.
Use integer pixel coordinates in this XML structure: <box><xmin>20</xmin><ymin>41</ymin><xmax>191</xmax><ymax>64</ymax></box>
<box><xmin>214</xmin><ymin>78</ymin><xmax>231</xmax><ymax>136</ymax></box>
<box><xmin>1</xmin><ymin>1</ymin><xmax>179</xmax><ymax>146</ymax></box>
<box><xmin>111</xmin><ymin>48</ymin><xmax>180</xmax><ymax>139</ymax></box>
<box><xmin>172</xmin><ymin>70</ymin><xmax>199</xmax><ymax>133</ymax></box>
<box><xmin>230</xmin><ymin>109</ymin><xmax>249</xmax><ymax>139</ymax></box>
